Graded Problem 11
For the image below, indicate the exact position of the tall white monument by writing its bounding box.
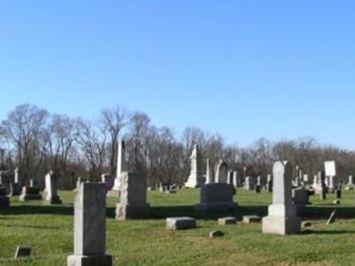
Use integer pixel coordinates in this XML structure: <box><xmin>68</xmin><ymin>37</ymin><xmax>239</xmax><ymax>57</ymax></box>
<box><xmin>111</xmin><ymin>140</ymin><xmax>126</xmax><ymax>194</ymax></box>
<box><xmin>185</xmin><ymin>145</ymin><xmax>204</xmax><ymax>188</ymax></box>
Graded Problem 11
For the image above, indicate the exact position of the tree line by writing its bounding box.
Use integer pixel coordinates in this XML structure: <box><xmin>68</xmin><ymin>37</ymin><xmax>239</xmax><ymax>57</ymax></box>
<box><xmin>0</xmin><ymin>104</ymin><xmax>354</xmax><ymax>189</ymax></box>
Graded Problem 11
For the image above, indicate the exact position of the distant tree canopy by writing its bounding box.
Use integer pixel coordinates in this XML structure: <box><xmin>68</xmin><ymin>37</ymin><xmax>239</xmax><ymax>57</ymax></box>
<box><xmin>0</xmin><ymin>104</ymin><xmax>354</xmax><ymax>189</ymax></box>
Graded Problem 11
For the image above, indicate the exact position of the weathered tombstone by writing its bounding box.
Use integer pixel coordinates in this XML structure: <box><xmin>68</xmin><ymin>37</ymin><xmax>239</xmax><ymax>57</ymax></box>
<box><xmin>19</xmin><ymin>186</ymin><xmax>41</xmax><ymax>201</ymax></box>
<box><xmin>116</xmin><ymin>172</ymin><xmax>150</xmax><ymax>219</ymax></box>
<box><xmin>206</xmin><ymin>158</ymin><xmax>213</xmax><ymax>184</ymax></box>
<box><xmin>195</xmin><ymin>183</ymin><xmax>237</xmax><ymax>212</ymax></box>
<box><xmin>346</xmin><ymin>176</ymin><xmax>355</xmax><ymax>190</ymax></box>
<box><xmin>328</xmin><ymin>176</ymin><xmax>338</xmax><ymax>193</ymax></box>
<box><xmin>101</xmin><ymin>174</ymin><xmax>114</xmax><ymax>193</ymax></box>
<box><xmin>232</xmin><ymin>171</ymin><xmax>240</xmax><ymax>187</ymax></box>
<box><xmin>0</xmin><ymin>185</ymin><xmax>9</xmax><ymax>207</ymax></box>
<box><xmin>325</xmin><ymin>161</ymin><xmax>337</xmax><ymax>192</ymax></box>
<box><xmin>262</xmin><ymin>161</ymin><xmax>301</xmax><ymax>235</ymax></box>
<box><xmin>43</xmin><ymin>171</ymin><xmax>62</xmax><ymax>204</ymax></box>
<box><xmin>266</xmin><ymin>175</ymin><xmax>272</xmax><ymax>192</ymax></box>
<box><xmin>109</xmin><ymin>140</ymin><xmax>126</xmax><ymax>197</ymax></box>
<box><xmin>218</xmin><ymin>217</ymin><xmax>237</xmax><ymax>226</ymax></box>
<box><xmin>10</xmin><ymin>168</ymin><xmax>20</xmax><ymax>196</ymax></box>
<box><xmin>166</xmin><ymin>217</ymin><xmax>196</xmax><ymax>230</ymax></box>
<box><xmin>185</xmin><ymin>145</ymin><xmax>204</xmax><ymax>188</ymax></box>
<box><xmin>67</xmin><ymin>182</ymin><xmax>112</xmax><ymax>266</ymax></box>
<box><xmin>215</xmin><ymin>161</ymin><xmax>229</xmax><ymax>184</ymax></box>
<box><xmin>244</xmin><ymin>176</ymin><xmax>255</xmax><ymax>191</ymax></box>
<box><xmin>292</xmin><ymin>187</ymin><xmax>309</xmax><ymax>213</ymax></box>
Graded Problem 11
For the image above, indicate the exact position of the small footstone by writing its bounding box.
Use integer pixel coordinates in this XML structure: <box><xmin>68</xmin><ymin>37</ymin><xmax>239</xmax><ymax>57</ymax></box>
<box><xmin>302</xmin><ymin>221</ymin><xmax>313</xmax><ymax>228</ymax></box>
<box><xmin>14</xmin><ymin>246</ymin><xmax>31</xmax><ymax>258</ymax></box>
<box><xmin>166</xmin><ymin>217</ymin><xmax>196</xmax><ymax>230</ymax></box>
<box><xmin>243</xmin><ymin>215</ymin><xmax>261</xmax><ymax>224</ymax></box>
<box><xmin>209</xmin><ymin>230</ymin><xmax>224</xmax><ymax>238</ymax></box>
<box><xmin>218</xmin><ymin>217</ymin><xmax>237</xmax><ymax>226</ymax></box>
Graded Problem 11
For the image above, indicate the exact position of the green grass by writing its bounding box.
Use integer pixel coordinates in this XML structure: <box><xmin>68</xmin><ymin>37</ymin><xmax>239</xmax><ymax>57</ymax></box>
<box><xmin>1</xmin><ymin>188</ymin><xmax>355</xmax><ymax>265</ymax></box>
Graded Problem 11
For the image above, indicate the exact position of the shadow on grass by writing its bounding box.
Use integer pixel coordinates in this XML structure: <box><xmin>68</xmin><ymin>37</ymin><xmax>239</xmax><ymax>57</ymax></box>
<box><xmin>2</xmin><ymin>203</ymin><xmax>355</xmax><ymax>223</ymax></box>
<box><xmin>0</xmin><ymin>223</ymin><xmax>60</xmax><ymax>230</ymax></box>
<box><xmin>301</xmin><ymin>229</ymin><xmax>355</xmax><ymax>235</ymax></box>
<box><xmin>0</xmin><ymin>205</ymin><xmax>73</xmax><ymax>216</ymax></box>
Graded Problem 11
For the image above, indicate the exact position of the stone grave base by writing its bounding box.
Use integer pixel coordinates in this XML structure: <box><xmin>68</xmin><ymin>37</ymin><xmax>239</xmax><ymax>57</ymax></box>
<box><xmin>195</xmin><ymin>203</ymin><xmax>237</xmax><ymax>212</ymax></box>
<box><xmin>166</xmin><ymin>217</ymin><xmax>196</xmax><ymax>230</ymax></box>
<box><xmin>116</xmin><ymin>203</ymin><xmax>150</xmax><ymax>220</ymax></box>
<box><xmin>67</xmin><ymin>254</ymin><xmax>112</xmax><ymax>266</ymax></box>
<box><xmin>262</xmin><ymin>216</ymin><xmax>301</xmax><ymax>235</ymax></box>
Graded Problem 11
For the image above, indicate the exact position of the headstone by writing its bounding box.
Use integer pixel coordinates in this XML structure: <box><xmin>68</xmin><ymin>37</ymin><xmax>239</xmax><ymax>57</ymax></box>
<box><xmin>262</xmin><ymin>161</ymin><xmax>301</xmax><ymax>235</ymax></box>
<box><xmin>43</xmin><ymin>171</ymin><xmax>62</xmax><ymax>204</ymax></box>
<box><xmin>205</xmin><ymin>158</ymin><xmax>213</xmax><ymax>184</ymax></box>
<box><xmin>255</xmin><ymin>185</ymin><xmax>261</xmax><ymax>193</ymax></box>
<box><xmin>218</xmin><ymin>217</ymin><xmax>237</xmax><ymax>226</ymax></box>
<box><xmin>346</xmin><ymin>176</ymin><xmax>355</xmax><ymax>190</ymax></box>
<box><xmin>14</xmin><ymin>167</ymin><xmax>19</xmax><ymax>184</ymax></box>
<box><xmin>67</xmin><ymin>182</ymin><xmax>112</xmax><ymax>266</ymax></box>
<box><xmin>109</xmin><ymin>140</ymin><xmax>126</xmax><ymax>196</ymax></box>
<box><xmin>328</xmin><ymin>176</ymin><xmax>338</xmax><ymax>193</ymax></box>
<box><xmin>101</xmin><ymin>174</ymin><xmax>114</xmax><ymax>193</ymax></box>
<box><xmin>215</xmin><ymin>161</ymin><xmax>229</xmax><ymax>184</ymax></box>
<box><xmin>266</xmin><ymin>175</ymin><xmax>272</xmax><ymax>192</ymax></box>
<box><xmin>185</xmin><ymin>145</ymin><xmax>204</xmax><ymax>188</ymax></box>
<box><xmin>29</xmin><ymin>179</ymin><xmax>34</xmax><ymax>188</ymax></box>
<box><xmin>244</xmin><ymin>176</ymin><xmax>255</xmax><ymax>191</ymax></box>
<box><xmin>116</xmin><ymin>172</ymin><xmax>150</xmax><ymax>220</ymax></box>
<box><xmin>0</xmin><ymin>185</ymin><xmax>9</xmax><ymax>207</ymax></box>
<box><xmin>195</xmin><ymin>183</ymin><xmax>237</xmax><ymax>212</ymax></box>
<box><xmin>292</xmin><ymin>187</ymin><xmax>309</xmax><ymax>212</ymax></box>
<box><xmin>14</xmin><ymin>246</ymin><xmax>31</xmax><ymax>259</ymax></box>
<box><xmin>324</xmin><ymin>161</ymin><xmax>336</xmax><ymax>177</ymax></box>
<box><xmin>19</xmin><ymin>187</ymin><xmax>41</xmax><ymax>201</ymax></box>
<box><xmin>166</xmin><ymin>217</ymin><xmax>196</xmax><ymax>230</ymax></box>
<box><xmin>232</xmin><ymin>171</ymin><xmax>240</xmax><ymax>187</ymax></box>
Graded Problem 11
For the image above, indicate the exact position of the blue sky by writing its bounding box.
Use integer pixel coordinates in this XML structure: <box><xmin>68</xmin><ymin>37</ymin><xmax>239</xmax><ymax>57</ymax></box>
<box><xmin>1</xmin><ymin>1</ymin><xmax>355</xmax><ymax>149</ymax></box>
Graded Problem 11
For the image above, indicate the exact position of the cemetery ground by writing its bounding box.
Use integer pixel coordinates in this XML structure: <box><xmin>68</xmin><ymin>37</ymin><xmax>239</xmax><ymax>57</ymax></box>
<box><xmin>1</xmin><ymin>191</ymin><xmax>355</xmax><ymax>265</ymax></box>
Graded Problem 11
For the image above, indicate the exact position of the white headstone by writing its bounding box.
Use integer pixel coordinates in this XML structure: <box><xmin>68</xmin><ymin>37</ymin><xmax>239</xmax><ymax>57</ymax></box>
<box><xmin>185</xmin><ymin>145</ymin><xmax>204</xmax><ymax>188</ymax></box>
<box><xmin>324</xmin><ymin>161</ymin><xmax>336</xmax><ymax>177</ymax></box>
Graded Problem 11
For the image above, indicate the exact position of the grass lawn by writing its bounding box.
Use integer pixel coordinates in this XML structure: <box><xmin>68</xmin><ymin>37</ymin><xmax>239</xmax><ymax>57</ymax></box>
<box><xmin>0</xmin><ymin>188</ymin><xmax>355</xmax><ymax>265</ymax></box>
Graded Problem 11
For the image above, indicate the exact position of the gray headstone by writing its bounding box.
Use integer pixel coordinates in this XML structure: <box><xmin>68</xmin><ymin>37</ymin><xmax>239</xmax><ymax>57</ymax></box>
<box><xmin>195</xmin><ymin>183</ymin><xmax>237</xmax><ymax>212</ymax></box>
<box><xmin>166</xmin><ymin>217</ymin><xmax>196</xmax><ymax>230</ymax></box>
<box><xmin>116</xmin><ymin>172</ymin><xmax>150</xmax><ymax>220</ymax></box>
<box><xmin>262</xmin><ymin>161</ymin><xmax>301</xmax><ymax>235</ymax></box>
<box><xmin>67</xmin><ymin>182</ymin><xmax>112</xmax><ymax>266</ymax></box>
